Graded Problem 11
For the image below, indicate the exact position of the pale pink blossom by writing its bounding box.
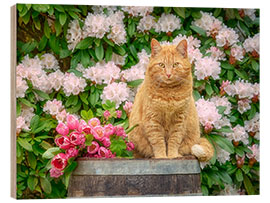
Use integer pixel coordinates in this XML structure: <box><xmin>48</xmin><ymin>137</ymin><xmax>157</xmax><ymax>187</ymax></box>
<box><xmin>88</xmin><ymin>118</ymin><xmax>100</xmax><ymax>127</ymax></box>
<box><xmin>56</xmin><ymin>122</ymin><xmax>69</xmax><ymax>136</ymax></box>
<box><xmin>246</xmin><ymin>144</ymin><xmax>260</xmax><ymax>161</ymax></box>
<box><xmin>16</xmin><ymin>76</ymin><xmax>28</xmax><ymax>98</ymax></box>
<box><xmin>226</xmin><ymin>125</ymin><xmax>249</xmax><ymax>145</ymax></box>
<box><xmin>194</xmin><ymin>56</ymin><xmax>221</xmax><ymax>80</ymax></box>
<box><xmin>116</xmin><ymin>110</ymin><xmax>122</xmax><ymax>118</ymax></box>
<box><xmin>155</xmin><ymin>13</ymin><xmax>181</xmax><ymax>33</ymax></box>
<box><xmin>56</xmin><ymin>109</ymin><xmax>68</xmax><ymax>123</ymax></box>
<box><xmin>93</xmin><ymin>126</ymin><xmax>105</xmax><ymax>140</ymax></box>
<box><xmin>206</xmin><ymin>46</ymin><xmax>226</xmax><ymax>61</ymax></box>
<box><xmin>216</xmin><ymin>27</ymin><xmax>239</xmax><ymax>47</ymax></box>
<box><xmin>16</xmin><ymin>116</ymin><xmax>29</xmax><ymax>134</ymax></box>
<box><xmin>123</xmin><ymin>101</ymin><xmax>133</xmax><ymax>115</ymax></box>
<box><xmin>104</xmin><ymin>124</ymin><xmax>115</xmax><ymax>137</ymax></box>
<box><xmin>243</xmin><ymin>33</ymin><xmax>259</xmax><ymax>54</ymax></box>
<box><xmin>40</xmin><ymin>53</ymin><xmax>59</xmax><ymax>70</ymax></box>
<box><xmin>66</xmin><ymin>19</ymin><xmax>83</xmax><ymax>51</ymax></box>
<box><xmin>50</xmin><ymin>168</ymin><xmax>64</xmax><ymax>178</ymax></box>
<box><xmin>121</xmin><ymin>6</ymin><xmax>153</xmax><ymax>17</ymax></box>
<box><xmin>137</xmin><ymin>15</ymin><xmax>156</xmax><ymax>32</ymax></box>
<box><xmin>62</xmin><ymin>72</ymin><xmax>87</xmax><ymax>96</ymax></box>
<box><xmin>230</xmin><ymin>44</ymin><xmax>244</xmax><ymax>61</ymax></box>
<box><xmin>43</xmin><ymin>99</ymin><xmax>64</xmax><ymax>116</ymax></box>
<box><xmin>66</xmin><ymin>115</ymin><xmax>79</xmax><ymax>130</ymax></box>
<box><xmin>103</xmin><ymin>110</ymin><xmax>111</xmax><ymax>120</ymax></box>
<box><xmin>237</xmin><ymin>99</ymin><xmax>251</xmax><ymax>114</ymax></box>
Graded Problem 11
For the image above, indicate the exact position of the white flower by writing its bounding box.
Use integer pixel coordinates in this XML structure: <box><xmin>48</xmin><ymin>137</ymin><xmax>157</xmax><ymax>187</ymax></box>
<box><xmin>216</xmin><ymin>27</ymin><xmax>239</xmax><ymax>47</ymax></box>
<box><xmin>194</xmin><ymin>56</ymin><xmax>221</xmax><ymax>80</ymax></box>
<box><xmin>83</xmin><ymin>61</ymin><xmax>121</xmax><ymax>85</ymax></box>
<box><xmin>137</xmin><ymin>15</ymin><xmax>157</xmax><ymax>33</ymax></box>
<box><xmin>237</xmin><ymin>99</ymin><xmax>251</xmax><ymax>114</ymax></box>
<box><xmin>43</xmin><ymin>99</ymin><xmax>64</xmax><ymax>116</ymax></box>
<box><xmin>155</xmin><ymin>13</ymin><xmax>181</xmax><ymax>33</ymax></box>
<box><xmin>40</xmin><ymin>53</ymin><xmax>59</xmax><ymax>70</ymax></box>
<box><xmin>107</xmin><ymin>23</ymin><xmax>127</xmax><ymax>45</ymax></box>
<box><xmin>16</xmin><ymin>116</ymin><xmax>29</xmax><ymax>134</ymax></box>
<box><xmin>16</xmin><ymin>76</ymin><xmax>28</xmax><ymax>98</ymax></box>
<box><xmin>111</xmin><ymin>53</ymin><xmax>126</xmax><ymax>66</ymax></box>
<box><xmin>226</xmin><ymin>125</ymin><xmax>249</xmax><ymax>145</ymax></box>
<box><xmin>243</xmin><ymin>9</ymin><xmax>256</xmax><ymax>21</ymax></box>
<box><xmin>121</xmin><ymin>6</ymin><xmax>153</xmax><ymax>17</ymax></box>
<box><xmin>246</xmin><ymin>144</ymin><xmax>260</xmax><ymax>161</ymax></box>
<box><xmin>219</xmin><ymin>184</ymin><xmax>239</xmax><ymax>195</ymax></box>
<box><xmin>224</xmin><ymin>80</ymin><xmax>258</xmax><ymax>99</ymax></box>
<box><xmin>83</xmin><ymin>13</ymin><xmax>110</xmax><ymax>39</ymax></box>
<box><xmin>230</xmin><ymin>44</ymin><xmax>244</xmax><ymax>61</ymax></box>
<box><xmin>48</xmin><ymin>70</ymin><xmax>65</xmax><ymax>91</ymax></box>
<box><xmin>20</xmin><ymin>105</ymin><xmax>35</xmax><ymax>124</ymax></box>
<box><xmin>92</xmin><ymin>5</ymin><xmax>118</xmax><ymax>15</ymax></box>
<box><xmin>192</xmin><ymin>11</ymin><xmax>222</xmax><ymax>36</ymax></box>
<box><xmin>62</xmin><ymin>72</ymin><xmax>87</xmax><ymax>96</ymax></box>
<box><xmin>101</xmin><ymin>82</ymin><xmax>130</xmax><ymax>108</ymax></box>
<box><xmin>245</xmin><ymin>113</ymin><xmax>259</xmax><ymax>136</ymax></box>
<box><xmin>216</xmin><ymin>144</ymin><xmax>231</xmax><ymax>164</ymax></box>
<box><xmin>195</xmin><ymin>99</ymin><xmax>222</xmax><ymax>128</ymax></box>
<box><xmin>67</xmin><ymin>20</ymin><xmax>83</xmax><ymax>51</ymax></box>
<box><xmin>243</xmin><ymin>33</ymin><xmax>260</xmax><ymax>54</ymax></box>
<box><xmin>206</xmin><ymin>46</ymin><xmax>226</xmax><ymax>61</ymax></box>
<box><xmin>210</xmin><ymin>96</ymin><xmax>231</xmax><ymax>115</ymax></box>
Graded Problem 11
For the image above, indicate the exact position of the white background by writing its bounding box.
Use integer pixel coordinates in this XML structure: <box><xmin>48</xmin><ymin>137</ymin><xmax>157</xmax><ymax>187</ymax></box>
<box><xmin>1</xmin><ymin>0</ymin><xmax>269</xmax><ymax>202</ymax></box>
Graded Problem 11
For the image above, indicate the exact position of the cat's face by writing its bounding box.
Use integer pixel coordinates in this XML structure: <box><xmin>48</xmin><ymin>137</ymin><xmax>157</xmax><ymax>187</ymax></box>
<box><xmin>147</xmin><ymin>39</ymin><xmax>191</xmax><ymax>87</ymax></box>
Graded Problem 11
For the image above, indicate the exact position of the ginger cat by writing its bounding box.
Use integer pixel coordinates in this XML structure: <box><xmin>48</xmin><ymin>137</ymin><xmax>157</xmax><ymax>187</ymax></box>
<box><xmin>128</xmin><ymin>39</ymin><xmax>214</xmax><ymax>161</ymax></box>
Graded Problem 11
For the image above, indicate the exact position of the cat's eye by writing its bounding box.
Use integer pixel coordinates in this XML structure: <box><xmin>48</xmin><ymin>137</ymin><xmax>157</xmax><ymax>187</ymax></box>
<box><xmin>173</xmin><ymin>62</ymin><xmax>180</xmax><ymax>68</ymax></box>
<box><xmin>158</xmin><ymin>63</ymin><xmax>165</xmax><ymax>68</ymax></box>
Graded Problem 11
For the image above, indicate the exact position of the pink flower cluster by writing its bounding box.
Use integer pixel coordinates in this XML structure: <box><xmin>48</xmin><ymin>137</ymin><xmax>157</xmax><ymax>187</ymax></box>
<box><xmin>50</xmin><ymin>115</ymin><xmax>134</xmax><ymax>178</ymax></box>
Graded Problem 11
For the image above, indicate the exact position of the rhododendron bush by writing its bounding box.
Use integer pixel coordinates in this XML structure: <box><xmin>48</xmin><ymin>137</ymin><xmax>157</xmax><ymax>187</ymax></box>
<box><xmin>16</xmin><ymin>4</ymin><xmax>259</xmax><ymax>198</ymax></box>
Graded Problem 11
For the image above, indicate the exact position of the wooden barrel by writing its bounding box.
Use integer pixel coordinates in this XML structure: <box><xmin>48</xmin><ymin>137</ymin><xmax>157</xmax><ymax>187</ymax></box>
<box><xmin>68</xmin><ymin>156</ymin><xmax>202</xmax><ymax>197</ymax></box>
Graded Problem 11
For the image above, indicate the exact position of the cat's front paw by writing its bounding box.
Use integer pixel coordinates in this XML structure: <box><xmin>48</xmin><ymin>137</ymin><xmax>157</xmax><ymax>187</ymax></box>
<box><xmin>191</xmin><ymin>144</ymin><xmax>207</xmax><ymax>161</ymax></box>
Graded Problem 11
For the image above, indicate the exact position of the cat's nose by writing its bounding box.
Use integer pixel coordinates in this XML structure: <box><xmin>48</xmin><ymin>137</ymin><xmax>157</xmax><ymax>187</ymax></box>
<box><xmin>167</xmin><ymin>74</ymin><xmax>171</xmax><ymax>78</ymax></box>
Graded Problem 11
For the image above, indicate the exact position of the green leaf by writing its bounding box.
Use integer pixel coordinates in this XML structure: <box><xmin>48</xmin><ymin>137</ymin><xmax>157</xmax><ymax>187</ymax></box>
<box><xmin>243</xmin><ymin>174</ymin><xmax>255</xmax><ymax>195</ymax></box>
<box><xmin>30</xmin><ymin>115</ymin><xmax>40</xmax><ymax>131</ymax></box>
<box><xmin>80</xmin><ymin>49</ymin><xmax>90</xmax><ymax>67</ymax></box>
<box><xmin>129</xmin><ymin>44</ymin><xmax>138</xmax><ymax>60</ymax></box>
<box><xmin>218</xmin><ymin>170</ymin><xmax>232</xmax><ymax>184</ymax></box>
<box><xmin>49</xmin><ymin>34</ymin><xmax>60</xmax><ymax>54</ymax></box>
<box><xmin>201</xmin><ymin>184</ymin><xmax>209</xmax><ymax>196</ymax></box>
<box><xmin>235</xmin><ymin>147</ymin><xmax>245</xmax><ymax>157</ymax></box>
<box><xmin>221</xmin><ymin>61</ymin><xmax>235</xmax><ymax>70</ymax></box>
<box><xmin>173</xmin><ymin>7</ymin><xmax>185</xmax><ymax>19</ymax></box>
<box><xmin>235</xmin><ymin>69</ymin><xmax>248</xmax><ymax>80</ymax></box>
<box><xmin>128</xmin><ymin>21</ymin><xmax>136</xmax><ymax>37</ymax></box>
<box><xmin>110</xmin><ymin>138</ymin><xmax>127</xmax><ymax>156</ymax></box>
<box><xmin>213</xmin><ymin>8</ymin><xmax>222</xmax><ymax>17</ymax></box>
<box><xmin>125</xmin><ymin>124</ymin><xmax>139</xmax><ymax>134</ymax></box>
<box><xmin>59</xmin><ymin>12</ymin><xmax>67</xmax><ymax>26</ymax></box>
<box><xmin>211</xmin><ymin>134</ymin><xmax>234</xmax><ymax>154</ymax></box>
<box><xmin>103</xmin><ymin>37</ymin><xmax>114</xmax><ymax>47</ymax></box>
<box><xmin>127</xmin><ymin>79</ymin><xmax>144</xmax><ymax>87</ymax></box>
<box><xmin>251</xmin><ymin>60</ymin><xmax>259</xmax><ymax>72</ymax></box>
<box><xmin>33</xmin><ymin>17</ymin><xmax>41</xmax><ymax>30</ymax></box>
<box><xmin>17</xmin><ymin>138</ymin><xmax>33</xmax><ymax>151</ymax></box>
<box><xmin>248</xmin><ymin>104</ymin><xmax>257</xmax><ymax>120</ymax></box>
<box><xmin>114</xmin><ymin>45</ymin><xmax>126</xmax><ymax>56</ymax></box>
<box><xmin>54</xmin><ymin>5</ymin><xmax>65</xmax><ymax>12</ymax></box>
<box><xmin>68</xmin><ymin>11</ymin><xmax>79</xmax><ymax>20</ymax></box>
<box><xmin>28</xmin><ymin>152</ymin><xmax>37</xmax><ymax>169</ymax></box>
<box><xmin>89</xmin><ymin>91</ymin><xmax>99</xmax><ymax>107</ymax></box>
<box><xmin>214</xmin><ymin>126</ymin><xmax>233</xmax><ymax>133</ymax></box>
<box><xmin>193</xmin><ymin>90</ymin><xmax>201</xmax><ymax>101</ymax></box>
<box><xmin>65</xmin><ymin>95</ymin><xmax>78</xmax><ymax>107</ymax></box>
<box><xmin>21</xmin><ymin>41</ymin><xmax>37</xmax><ymax>54</ymax></box>
<box><xmin>27</xmin><ymin>176</ymin><xmax>38</xmax><ymax>191</ymax></box>
<box><xmin>21</xmin><ymin>11</ymin><xmax>31</xmax><ymax>24</ymax></box>
<box><xmin>38</xmin><ymin>35</ymin><xmax>48</xmax><ymax>51</ymax></box>
<box><xmin>67</xmin><ymin>69</ymin><xmax>83</xmax><ymax>77</ymax></box>
<box><xmin>238</xmin><ymin>21</ymin><xmax>250</xmax><ymax>36</ymax></box>
<box><xmin>16</xmin><ymin>102</ymin><xmax>21</xmax><ymax>117</ymax></box>
<box><xmin>235</xmin><ymin>169</ymin><xmax>243</xmax><ymax>182</ymax></box>
<box><xmin>32</xmin><ymin>4</ymin><xmax>50</xmax><ymax>13</ymax></box>
<box><xmin>54</xmin><ymin>19</ymin><xmax>62</xmax><ymax>37</ymax></box>
<box><xmin>79</xmin><ymin>92</ymin><xmax>89</xmax><ymax>105</ymax></box>
<box><xmin>42</xmin><ymin>147</ymin><xmax>61</xmax><ymax>159</ymax></box>
<box><xmin>105</xmin><ymin>46</ymin><xmax>113</xmax><ymax>62</ymax></box>
<box><xmin>191</xmin><ymin>11</ymin><xmax>202</xmax><ymax>19</ymax></box>
<box><xmin>76</xmin><ymin>37</ymin><xmax>93</xmax><ymax>49</ymax></box>
<box><xmin>95</xmin><ymin>44</ymin><xmax>104</xmax><ymax>61</ymax></box>
<box><xmin>85</xmin><ymin>134</ymin><xmax>93</xmax><ymax>146</ymax></box>
<box><xmin>44</xmin><ymin>20</ymin><xmax>51</xmax><ymax>39</ymax></box>
<box><xmin>190</xmin><ymin>25</ymin><xmax>206</xmax><ymax>37</ymax></box>
<box><xmin>60</xmin><ymin>49</ymin><xmax>71</xmax><ymax>58</ymax></box>
<box><xmin>227</xmin><ymin>70</ymin><xmax>234</xmax><ymax>81</ymax></box>
<box><xmin>32</xmin><ymin>89</ymin><xmax>50</xmax><ymax>100</ymax></box>
<box><xmin>205</xmin><ymin>83</ymin><xmax>213</xmax><ymax>96</ymax></box>
<box><xmin>40</xmin><ymin>177</ymin><xmax>52</xmax><ymax>194</ymax></box>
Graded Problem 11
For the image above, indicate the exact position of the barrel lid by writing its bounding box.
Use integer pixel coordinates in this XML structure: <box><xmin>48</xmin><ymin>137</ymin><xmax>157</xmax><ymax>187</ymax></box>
<box><xmin>73</xmin><ymin>156</ymin><xmax>201</xmax><ymax>175</ymax></box>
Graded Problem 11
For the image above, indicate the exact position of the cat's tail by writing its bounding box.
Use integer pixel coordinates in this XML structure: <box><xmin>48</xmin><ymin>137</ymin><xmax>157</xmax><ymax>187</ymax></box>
<box><xmin>191</xmin><ymin>137</ymin><xmax>214</xmax><ymax>162</ymax></box>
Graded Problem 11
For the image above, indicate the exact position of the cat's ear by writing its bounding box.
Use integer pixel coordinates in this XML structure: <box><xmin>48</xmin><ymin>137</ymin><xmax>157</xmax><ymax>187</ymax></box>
<box><xmin>151</xmin><ymin>38</ymin><xmax>162</xmax><ymax>57</ymax></box>
<box><xmin>176</xmin><ymin>40</ymin><xmax>188</xmax><ymax>58</ymax></box>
